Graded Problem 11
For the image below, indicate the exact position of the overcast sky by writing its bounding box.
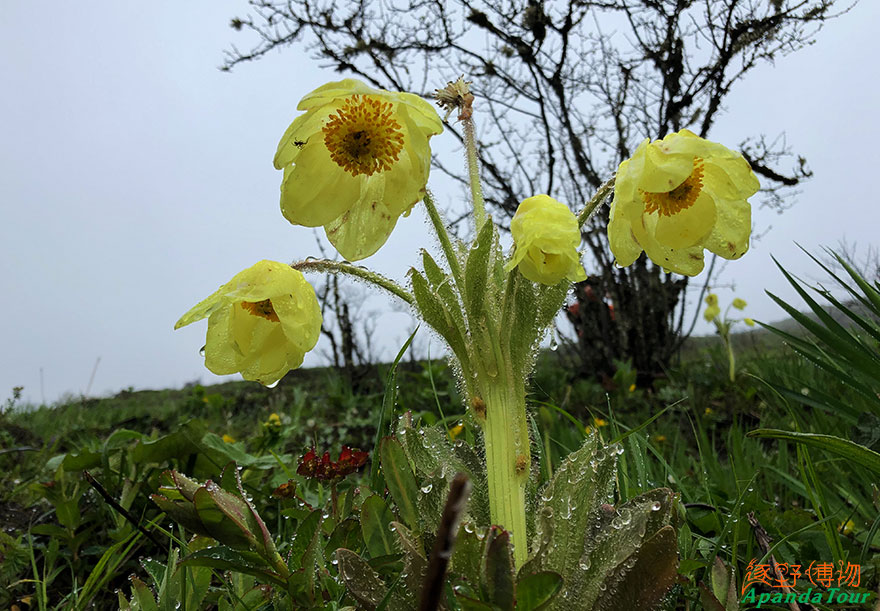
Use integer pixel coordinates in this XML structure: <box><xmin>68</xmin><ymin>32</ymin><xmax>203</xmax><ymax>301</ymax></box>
<box><xmin>2</xmin><ymin>2</ymin><xmax>878</xmax><ymax>406</ymax></box>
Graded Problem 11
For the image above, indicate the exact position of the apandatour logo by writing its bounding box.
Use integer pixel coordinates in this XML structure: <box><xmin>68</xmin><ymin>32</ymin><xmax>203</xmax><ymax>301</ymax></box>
<box><xmin>740</xmin><ymin>559</ymin><xmax>872</xmax><ymax>608</ymax></box>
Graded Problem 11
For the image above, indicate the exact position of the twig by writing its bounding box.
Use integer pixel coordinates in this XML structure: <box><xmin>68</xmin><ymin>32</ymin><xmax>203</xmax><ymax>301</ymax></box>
<box><xmin>747</xmin><ymin>511</ymin><xmax>806</xmax><ymax>611</ymax></box>
<box><xmin>83</xmin><ymin>470</ymin><xmax>165</xmax><ymax>549</ymax></box>
<box><xmin>419</xmin><ymin>473</ymin><xmax>472</xmax><ymax>611</ymax></box>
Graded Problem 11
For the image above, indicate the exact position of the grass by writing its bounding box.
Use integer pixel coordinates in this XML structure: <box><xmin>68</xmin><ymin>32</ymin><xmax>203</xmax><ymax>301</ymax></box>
<box><xmin>0</xmin><ymin>327</ymin><xmax>877</xmax><ymax>609</ymax></box>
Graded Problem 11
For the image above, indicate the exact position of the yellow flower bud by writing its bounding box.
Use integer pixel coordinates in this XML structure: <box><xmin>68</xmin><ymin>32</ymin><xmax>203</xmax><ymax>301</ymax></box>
<box><xmin>505</xmin><ymin>195</ymin><xmax>587</xmax><ymax>285</ymax></box>
<box><xmin>175</xmin><ymin>260</ymin><xmax>322</xmax><ymax>386</ymax></box>
<box><xmin>275</xmin><ymin>79</ymin><xmax>443</xmax><ymax>261</ymax></box>
<box><xmin>222</xmin><ymin>434</ymin><xmax>236</xmax><ymax>444</ymax></box>
<box><xmin>704</xmin><ymin>293</ymin><xmax>719</xmax><ymax>307</ymax></box>
<box><xmin>744</xmin><ymin>317</ymin><xmax>755</xmax><ymax>327</ymax></box>
<box><xmin>608</xmin><ymin>130</ymin><xmax>759</xmax><ymax>276</ymax></box>
<box><xmin>732</xmin><ymin>298</ymin><xmax>747</xmax><ymax>310</ymax></box>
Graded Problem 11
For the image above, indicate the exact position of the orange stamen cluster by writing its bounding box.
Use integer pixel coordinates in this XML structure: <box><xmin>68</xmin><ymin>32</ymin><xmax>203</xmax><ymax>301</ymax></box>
<box><xmin>642</xmin><ymin>158</ymin><xmax>705</xmax><ymax>216</ymax></box>
<box><xmin>322</xmin><ymin>95</ymin><xmax>405</xmax><ymax>177</ymax></box>
<box><xmin>241</xmin><ymin>299</ymin><xmax>280</xmax><ymax>322</ymax></box>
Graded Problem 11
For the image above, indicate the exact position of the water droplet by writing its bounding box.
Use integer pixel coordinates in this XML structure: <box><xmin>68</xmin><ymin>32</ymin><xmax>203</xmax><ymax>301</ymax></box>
<box><xmin>651</xmin><ymin>501</ymin><xmax>662</xmax><ymax>511</ymax></box>
<box><xmin>198</xmin><ymin>345</ymin><xmax>206</xmax><ymax>357</ymax></box>
<box><xmin>266</xmin><ymin>379</ymin><xmax>280</xmax><ymax>389</ymax></box>
<box><xmin>420</xmin><ymin>484</ymin><xmax>433</xmax><ymax>494</ymax></box>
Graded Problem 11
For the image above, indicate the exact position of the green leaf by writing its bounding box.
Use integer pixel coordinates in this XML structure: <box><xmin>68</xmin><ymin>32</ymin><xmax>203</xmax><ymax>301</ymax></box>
<box><xmin>179</xmin><ymin>546</ymin><xmax>286</xmax><ymax>588</ymax></box>
<box><xmin>380</xmin><ymin>436</ymin><xmax>421</xmax><ymax>533</ymax></box>
<box><xmin>591</xmin><ymin>525</ymin><xmax>679</xmax><ymax>610</ymax></box>
<box><xmin>361</xmin><ymin>495</ymin><xmax>397</xmax><ymax>558</ymax></box>
<box><xmin>748</xmin><ymin>429</ymin><xmax>880</xmax><ymax>474</ymax></box>
<box><xmin>131</xmin><ymin>420</ymin><xmax>205</xmax><ymax>464</ymax></box>
<box><xmin>288</xmin><ymin>509</ymin><xmax>323</xmax><ymax>571</ymax></box>
<box><xmin>336</xmin><ymin>548</ymin><xmax>406</xmax><ymax>611</ymax></box>
<box><xmin>710</xmin><ymin>556</ymin><xmax>739</xmax><ymax>611</ymax></box>
<box><xmin>515</xmin><ymin>571</ymin><xmax>563</xmax><ymax>611</ymax></box>
<box><xmin>371</xmin><ymin>328</ymin><xmax>418</xmax><ymax>491</ymax></box>
<box><xmin>200</xmin><ymin>433</ymin><xmax>289</xmax><ymax>469</ymax></box>
<box><xmin>410</xmin><ymin>268</ymin><xmax>468</xmax><ymax>360</ymax></box>
<box><xmin>450</xmin><ymin>523</ymin><xmax>485</xmax><ymax>589</ymax></box>
<box><xmin>464</xmin><ymin>218</ymin><xmax>496</xmax><ymax>321</ymax></box>
<box><xmin>129</xmin><ymin>576</ymin><xmax>159</xmax><ymax>611</ymax></box>
<box><xmin>481</xmin><ymin>527</ymin><xmax>515</xmax><ymax>610</ymax></box>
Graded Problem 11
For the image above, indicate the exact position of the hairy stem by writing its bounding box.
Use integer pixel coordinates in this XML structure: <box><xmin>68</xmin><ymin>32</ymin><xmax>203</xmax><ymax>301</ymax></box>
<box><xmin>577</xmin><ymin>175</ymin><xmax>616</xmax><ymax>229</ymax></box>
<box><xmin>290</xmin><ymin>259</ymin><xmax>414</xmax><ymax>305</ymax></box>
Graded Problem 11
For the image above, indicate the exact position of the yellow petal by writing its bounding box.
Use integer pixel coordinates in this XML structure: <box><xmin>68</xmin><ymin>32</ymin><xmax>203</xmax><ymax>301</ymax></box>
<box><xmin>279</xmin><ymin>143</ymin><xmax>361</xmax><ymax>227</ymax></box>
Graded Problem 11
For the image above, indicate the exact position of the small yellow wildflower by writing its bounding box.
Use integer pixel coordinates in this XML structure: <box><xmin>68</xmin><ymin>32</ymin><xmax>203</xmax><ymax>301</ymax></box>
<box><xmin>505</xmin><ymin>195</ymin><xmax>587</xmax><ymax>284</ymax></box>
<box><xmin>732</xmin><ymin>298</ymin><xmax>747</xmax><ymax>310</ymax></box>
<box><xmin>222</xmin><ymin>434</ymin><xmax>236</xmax><ymax>444</ymax></box>
<box><xmin>175</xmin><ymin>260</ymin><xmax>322</xmax><ymax>386</ymax></box>
<box><xmin>449</xmin><ymin>424</ymin><xmax>464</xmax><ymax>439</ymax></box>
<box><xmin>704</xmin><ymin>407</ymin><xmax>713</xmax><ymax>415</ymax></box>
<box><xmin>608</xmin><ymin>130</ymin><xmax>759</xmax><ymax>276</ymax></box>
<box><xmin>628</xmin><ymin>383</ymin><xmax>636</xmax><ymax>393</ymax></box>
<box><xmin>744</xmin><ymin>317</ymin><xmax>755</xmax><ymax>327</ymax></box>
<box><xmin>267</xmin><ymin>412</ymin><xmax>282</xmax><ymax>425</ymax></box>
<box><xmin>704</xmin><ymin>304</ymin><xmax>720</xmax><ymax>322</ymax></box>
<box><xmin>654</xmin><ymin>435</ymin><xmax>667</xmax><ymax>443</ymax></box>
<box><xmin>274</xmin><ymin>79</ymin><xmax>443</xmax><ymax>261</ymax></box>
<box><xmin>704</xmin><ymin>293</ymin><xmax>719</xmax><ymax>307</ymax></box>
<box><xmin>839</xmin><ymin>520</ymin><xmax>855</xmax><ymax>536</ymax></box>
<box><xmin>594</xmin><ymin>418</ymin><xmax>608</xmax><ymax>428</ymax></box>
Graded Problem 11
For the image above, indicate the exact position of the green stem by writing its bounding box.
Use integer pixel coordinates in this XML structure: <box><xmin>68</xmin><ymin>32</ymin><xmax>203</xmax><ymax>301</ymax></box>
<box><xmin>726</xmin><ymin>337</ymin><xmax>736</xmax><ymax>382</ymax></box>
<box><xmin>481</xmin><ymin>378</ymin><xmax>530</xmax><ymax>569</ymax></box>
<box><xmin>577</xmin><ymin>175</ymin><xmax>616</xmax><ymax>229</ymax></box>
<box><xmin>462</xmin><ymin>118</ymin><xmax>487</xmax><ymax>232</ymax></box>
<box><xmin>422</xmin><ymin>191</ymin><xmax>465</xmax><ymax>289</ymax></box>
<box><xmin>291</xmin><ymin>259</ymin><xmax>414</xmax><ymax>305</ymax></box>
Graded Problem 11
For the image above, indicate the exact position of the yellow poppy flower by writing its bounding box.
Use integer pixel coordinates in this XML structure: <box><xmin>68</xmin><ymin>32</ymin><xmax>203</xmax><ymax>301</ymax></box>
<box><xmin>175</xmin><ymin>260</ymin><xmax>322</xmax><ymax>386</ymax></box>
<box><xmin>505</xmin><ymin>195</ymin><xmax>587</xmax><ymax>284</ymax></box>
<box><xmin>704</xmin><ymin>304</ymin><xmax>721</xmax><ymax>322</ymax></box>
<box><xmin>732</xmin><ymin>298</ymin><xmax>747</xmax><ymax>310</ymax></box>
<box><xmin>274</xmin><ymin>79</ymin><xmax>443</xmax><ymax>261</ymax></box>
<box><xmin>608</xmin><ymin>130</ymin><xmax>760</xmax><ymax>276</ymax></box>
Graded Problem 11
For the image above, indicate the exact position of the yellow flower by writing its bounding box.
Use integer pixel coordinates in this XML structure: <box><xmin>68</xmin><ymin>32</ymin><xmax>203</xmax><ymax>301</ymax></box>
<box><xmin>267</xmin><ymin>412</ymin><xmax>282</xmax><ymax>425</ymax></box>
<box><xmin>274</xmin><ymin>79</ymin><xmax>443</xmax><ymax>261</ymax></box>
<box><xmin>704</xmin><ymin>304</ymin><xmax>721</xmax><ymax>322</ymax></box>
<box><xmin>654</xmin><ymin>435</ymin><xmax>667</xmax><ymax>443</ymax></box>
<box><xmin>594</xmin><ymin>417</ymin><xmax>608</xmax><ymax>428</ymax></box>
<box><xmin>628</xmin><ymin>383</ymin><xmax>636</xmax><ymax>393</ymax></box>
<box><xmin>608</xmin><ymin>130</ymin><xmax>759</xmax><ymax>276</ymax></box>
<box><xmin>505</xmin><ymin>195</ymin><xmax>587</xmax><ymax>284</ymax></box>
<box><xmin>222</xmin><ymin>434</ymin><xmax>236</xmax><ymax>444</ymax></box>
<box><xmin>744</xmin><ymin>317</ymin><xmax>755</xmax><ymax>327</ymax></box>
<box><xmin>704</xmin><ymin>293</ymin><xmax>718</xmax><ymax>307</ymax></box>
<box><xmin>449</xmin><ymin>424</ymin><xmax>464</xmax><ymax>439</ymax></box>
<box><xmin>732</xmin><ymin>298</ymin><xmax>747</xmax><ymax>310</ymax></box>
<box><xmin>840</xmin><ymin>520</ymin><xmax>855</xmax><ymax>536</ymax></box>
<box><xmin>175</xmin><ymin>260</ymin><xmax>322</xmax><ymax>386</ymax></box>
<box><xmin>704</xmin><ymin>407</ymin><xmax>713</xmax><ymax>415</ymax></box>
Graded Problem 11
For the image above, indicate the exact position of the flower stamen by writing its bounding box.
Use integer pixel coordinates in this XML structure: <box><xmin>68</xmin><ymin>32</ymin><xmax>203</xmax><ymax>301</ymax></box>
<box><xmin>323</xmin><ymin>95</ymin><xmax>405</xmax><ymax>176</ymax></box>
<box><xmin>241</xmin><ymin>299</ymin><xmax>280</xmax><ymax>322</ymax></box>
<box><xmin>642</xmin><ymin>158</ymin><xmax>705</xmax><ymax>216</ymax></box>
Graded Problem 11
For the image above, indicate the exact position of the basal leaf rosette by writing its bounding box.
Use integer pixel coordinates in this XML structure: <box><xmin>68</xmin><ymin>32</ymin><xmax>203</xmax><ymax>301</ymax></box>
<box><xmin>608</xmin><ymin>129</ymin><xmax>760</xmax><ymax>276</ymax></box>
<box><xmin>175</xmin><ymin>260</ymin><xmax>321</xmax><ymax>386</ymax></box>
<box><xmin>505</xmin><ymin>194</ymin><xmax>587</xmax><ymax>285</ymax></box>
<box><xmin>274</xmin><ymin>79</ymin><xmax>443</xmax><ymax>261</ymax></box>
